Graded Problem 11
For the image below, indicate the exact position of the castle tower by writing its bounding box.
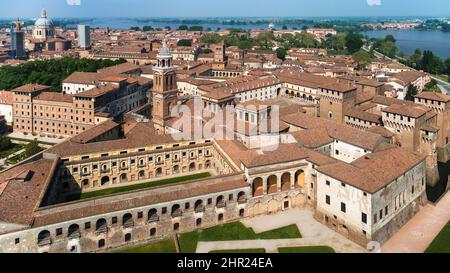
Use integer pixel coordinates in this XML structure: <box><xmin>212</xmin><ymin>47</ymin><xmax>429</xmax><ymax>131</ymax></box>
<box><xmin>152</xmin><ymin>39</ymin><xmax>179</xmax><ymax>134</ymax></box>
<box><xmin>11</xmin><ymin>18</ymin><xmax>26</xmax><ymax>59</ymax></box>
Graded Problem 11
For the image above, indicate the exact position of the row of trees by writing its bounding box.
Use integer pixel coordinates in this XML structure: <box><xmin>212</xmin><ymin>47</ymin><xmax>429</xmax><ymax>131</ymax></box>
<box><xmin>0</xmin><ymin>57</ymin><xmax>126</xmax><ymax>92</ymax></box>
<box><xmin>403</xmin><ymin>49</ymin><xmax>450</xmax><ymax>76</ymax></box>
<box><xmin>199</xmin><ymin>30</ymin><xmax>366</xmax><ymax>60</ymax></box>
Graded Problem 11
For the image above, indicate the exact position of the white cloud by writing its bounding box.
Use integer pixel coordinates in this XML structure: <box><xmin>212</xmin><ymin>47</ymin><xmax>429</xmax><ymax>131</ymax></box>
<box><xmin>67</xmin><ymin>0</ymin><xmax>81</xmax><ymax>6</ymax></box>
<box><xmin>367</xmin><ymin>0</ymin><xmax>382</xmax><ymax>6</ymax></box>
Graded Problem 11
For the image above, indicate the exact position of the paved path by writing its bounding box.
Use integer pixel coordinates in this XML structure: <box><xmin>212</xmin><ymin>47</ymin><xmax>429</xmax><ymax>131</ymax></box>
<box><xmin>381</xmin><ymin>190</ymin><xmax>450</xmax><ymax>253</ymax></box>
<box><xmin>196</xmin><ymin>208</ymin><xmax>367</xmax><ymax>253</ymax></box>
<box><xmin>7</xmin><ymin>132</ymin><xmax>65</xmax><ymax>144</ymax></box>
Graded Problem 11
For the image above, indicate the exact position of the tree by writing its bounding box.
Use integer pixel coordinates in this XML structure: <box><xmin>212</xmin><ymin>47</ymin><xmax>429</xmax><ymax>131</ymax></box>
<box><xmin>178</xmin><ymin>25</ymin><xmax>188</xmax><ymax>30</ymax></box>
<box><xmin>282</xmin><ymin>25</ymin><xmax>288</xmax><ymax>30</ymax></box>
<box><xmin>177</xmin><ymin>39</ymin><xmax>193</xmax><ymax>47</ymax></box>
<box><xmin>421</xmin><ymin>50</ymin><xmax>445</xmax><ymax>74</ymax></box>
<box><xmin>385</xmin><ymin>34</ymin><xmax>396</xmax><ymax>43</ymax></box>
<box><xmin>345</xmin><ymin>32</ymin><xmax>364</xmax><ymax>54</ymax></box>
<box><xmin>143</xmin><ymin>26</ymin><xmax>154</xmax><ymax>31</ymax></box>
<box><xmin>189</xmin><ymin>26</ymin><xmax>203</xmax><ymax>31</ymax></box>
<box><xmin>352</xmin><ymin>50</ymin><xmax>373</xmax><ymax>69</ymax></box>
<box><xmin>409</xmin><ymin>49</ymin><xmax>422</xmax><ymax>68</ymax></box>
<box><xmin>24</xmin><ymin>140</ymin><xmax>41</xmax><ymax>158</ymax></box>
<box><xmin>129</xmin><ymin>26</ymin><xmax>140</xmax><ymax>31</ymax></box>
<box><xmin>0</xmin><ymin>136</ymin><xmax>12</xmax><ymax>151</ymax></box>
<box><xmin>445</xmin><ymin>58</ymin><xmax>450</xmax><ymax>75</ymax></box>
<box><xmin>164</xmin><ymin>26</ymin><xmax>171</xmax><ymax>30</ymax></box>
<box><xmin>276</xmin><ymin>47</ymin><xmax>287</xmax><ymax>60</ymax></box>
<box><xmin>405</xmin><ymin>84</ymin><xmax>418</xmax><ymax>101</ymax></box>
<box><xmin>199</xmin><ymin>33</ymin><xmax>223</xmax><ymax>45</ymax></box>
<box><xmin>256</xmin><ymin>31</ymin><xmax>275</xmax><ymax>49</ymax></box>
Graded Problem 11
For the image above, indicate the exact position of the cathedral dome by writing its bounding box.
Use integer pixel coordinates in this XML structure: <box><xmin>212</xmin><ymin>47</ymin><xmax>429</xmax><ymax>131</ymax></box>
<box><xmin>35</xmin><ymin>9</ymin><xmax>53</xmax><ymax>28</ymax></box>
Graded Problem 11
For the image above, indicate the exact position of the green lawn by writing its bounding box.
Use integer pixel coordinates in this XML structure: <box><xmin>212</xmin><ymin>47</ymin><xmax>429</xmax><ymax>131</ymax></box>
<box><xmin>210</xmin><ymin>249</ymin><xmax>266</xmax><ymax>253</ymax></box>
<box><xmin>6</xmin><ymin>147</ymin><xmax>44</xmax><ymax>165</ymax></box>
<box><xmin>278</xmin><ymin>246</ymin><xmax>335</xmax><ymax>253</ymax></box>
<box><xmin>115</xmin><ymin>239</ymin><xmax>176</xmax><ymax>253</ymax></box>
<box><xmin>75</xmin><ymin>172</ymin><xmax>211</xmax><ymax>200</ymax></box>
<box><xmin>179</xmin><ymin>222</ymin><xmax>301</xmax><ymax>253</ymax></box>
<box><xmin>425</xmin><ymin>221</ymin><xmax>450</xmax><ymax>253</ymax></box>
<box><xmin>433</xmin><ymin>74</ymin><xmax>450</xmax><ymax>83</ymax></box>
<box><xmin>0</xmin><ymin>143</ymin><xmax>24</xmax><ymax>159</ymax></box>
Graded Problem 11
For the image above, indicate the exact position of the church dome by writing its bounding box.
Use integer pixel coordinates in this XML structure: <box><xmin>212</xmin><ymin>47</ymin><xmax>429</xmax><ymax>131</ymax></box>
<box><xmin>158</xmin><ymin>39</ymin><xmax>172</xmax><ymax>58</ymax></box>
<box><xmin>35</xmin><ymin>9</ymin><xmax>53</xmax><ymax>28</ymax></box>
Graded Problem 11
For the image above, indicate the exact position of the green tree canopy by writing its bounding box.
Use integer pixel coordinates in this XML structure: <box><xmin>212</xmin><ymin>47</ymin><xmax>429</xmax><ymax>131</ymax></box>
<box><xmin>177</xmin><ymin>39</ymin><xmax>193</xmax><ymax>47</ymax></box>
<box><xmin>352</xmin><ymin>50</ymin><xmax>373</xmax><ymax>69</ymax></box>
<box><xmin>0</xmin><ymin>136</ymin><xmax>12</xmax><ymax>151</ymax></box>
<box><xmin>345</xmin><ymin>32</ymin><xmax>364</xmax><ymax>54</ymax></box>
<box><xmin>0</xmin><ymin>57</ymin><xmax>126</xmax><ymax>91</ymax></box>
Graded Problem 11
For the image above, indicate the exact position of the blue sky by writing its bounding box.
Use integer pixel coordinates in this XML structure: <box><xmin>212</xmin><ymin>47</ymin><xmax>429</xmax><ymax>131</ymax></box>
<box><xmin>0</xmin><ymin>0</ymin><xmax>449</xmax><ymax>18</ymax></box>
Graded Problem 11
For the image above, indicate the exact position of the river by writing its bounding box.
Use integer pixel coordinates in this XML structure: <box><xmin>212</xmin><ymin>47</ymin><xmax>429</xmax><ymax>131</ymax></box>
<box><xmin>363</xmin><ymin>30</ymin><xmax>450</xmax><ymax>59</ymax></box>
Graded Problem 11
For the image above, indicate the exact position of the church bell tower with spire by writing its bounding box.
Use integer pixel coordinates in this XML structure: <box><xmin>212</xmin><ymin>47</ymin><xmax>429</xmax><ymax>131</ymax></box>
<box><xmin>152</xmin><ymin>39</ymin><xmax>178</xmax><ymax>134</ymax></box>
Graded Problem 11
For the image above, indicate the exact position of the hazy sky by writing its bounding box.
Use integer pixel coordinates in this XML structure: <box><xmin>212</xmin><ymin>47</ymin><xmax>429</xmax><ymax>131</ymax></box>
<box><xmin>1</xmin><ymin>0</ymin><xmax>449</xmax><ymax>18</ymax></box>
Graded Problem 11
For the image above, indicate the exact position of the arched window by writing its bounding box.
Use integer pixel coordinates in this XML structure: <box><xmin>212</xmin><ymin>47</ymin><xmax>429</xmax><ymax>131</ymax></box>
<box><xmin>122</xmin><ymin>213</ymin><xmax>133</xmax><ymax>228</ymax></box>
<box><xmin>267</xmin><ymin>175</ymin><xmax>278</xmax><ymax>194</ymax></box>
<box><xmin>96</xmin><ymin>219</ymin><xmax>107</xmax><ymax>233</ymax></box>
<box><xmin>216</xmin><ymin>195</ymin><xmax>225</xmax><ymax>208</ymax></box>
<box><xmin>189</xmin><ymin>162</ymin><xmax>196</xmax><ymax>172</ymax></box>
<box><xmin>148</xmin><ymin>209</ymin><xmax>159</xmax><ymax>222</ymax></box>
<box><xmin>171</xmin><ymin>204</ymin><xmax>182</xmax><ymax>218</ymax></box>
<box><xmin>37</xmin><ymin>230</ymin><xmax>51</xmax><ymax>246</ymax></box>
<box><xmin>68</xmin><ymin>224</ymin><xmax>80</xmax><ymax>239</ymax></box>
<box><xmin>252</xmin><ymin>177</ymin><xmax>263</xmax><ymax>197</ymax></box>
<box><xmin>194</xmin><ymin>200</ymin><xmax>204</xmax><ymax>212</ymax></box>
<box><xmin>281</xmin><ymin>173</ymin><xmax>291</xmax><ymax>192</ymax></box>
<box><xmin>101</xmin><ymin>176</ymin><xmax>109</xmax><ymax>186</ymax></box>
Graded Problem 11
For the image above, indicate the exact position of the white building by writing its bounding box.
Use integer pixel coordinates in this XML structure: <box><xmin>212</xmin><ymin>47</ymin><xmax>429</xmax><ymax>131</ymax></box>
<box><xmin>315</xmin><ymin>147</ymin><xmax>427</xmax><ymax>245</ymax></box>
<box><xmin>33</xmin><ymin>9</ymin><xmax>54</xmax><ymax>40</ymax></box>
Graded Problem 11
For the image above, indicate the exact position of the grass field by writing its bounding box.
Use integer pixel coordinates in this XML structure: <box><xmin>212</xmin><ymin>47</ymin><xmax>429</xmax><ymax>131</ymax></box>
<box><xmin>278</xmin><ymin>246</ymin><xmax>335</xmax><ymax>253</ymax></box>
<box><xmin>115</xmin><ymin>239</ymin><xmax>176</xmax><ymax>253</ymax></box>
<box><xmin>0</xmin><ymin>143</ymin><xmax>24</xmax><ymax>159</ymax></box>
<box><xmin>6</xmin><ymin>147</ymin><xmax>44</xmax><ymax>165</ymax></box>
<box><xmin>425</xmin><ymin>221</ymin><xmax>450</xmax><ymax>253</ymax></box>
<box><xmin>74</xmin><ymin>172</ymin><xmax>211</xmax><ymax>200</ymax></box>
<box><xmin>209</xmin><ymin>248</ymin><xmax>266</xmax><ymax>253</ymax></box>
<box><xmin>179</xmin><ymin>222</ymin><xmax>301</xmax><ymax>253</ymax></box>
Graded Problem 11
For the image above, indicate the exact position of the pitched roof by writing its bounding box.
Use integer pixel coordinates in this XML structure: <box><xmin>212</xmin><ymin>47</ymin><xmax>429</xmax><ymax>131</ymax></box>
<box><xmin>317</xmin><ymin>147</ymin><xmax>425</xmax><ymax>193</ymax></box>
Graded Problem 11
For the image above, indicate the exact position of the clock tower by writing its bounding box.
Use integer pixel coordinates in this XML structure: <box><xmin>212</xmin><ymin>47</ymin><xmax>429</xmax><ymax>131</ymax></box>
<box><xmin>152</xmin><ymin>39</ymin><xmax>178</xmax><ymax>133</ymax></box>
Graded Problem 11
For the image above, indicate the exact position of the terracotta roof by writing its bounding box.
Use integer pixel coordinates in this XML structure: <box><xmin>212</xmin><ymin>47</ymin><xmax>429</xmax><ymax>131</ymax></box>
<box><xmin>0</xmin><ymin>159</ymin><xmax>58</xmax><ymax>227</ymax></box>
<box><xmin>45</xmin><ymin>122</ymin><xmax>175</xmax><ymax>158</ymax></box>
<box><xmin>74</xmin><ymin>84</ymin><xmax>118</xmax><ymax>99</ymax></box>
<box><xmin>71</xmin><ymin>119</ymin><xmax>120</xmax><ymax>144</ymax></box>
<box><xmin>319</xmin><ymin>82</ymin><xmax>357</xmax><ymax>93</ymax></box>
<box><xmin>32</xmin><ymin>174</ymin><xmax>248</xmax><ymax>227</ymax></box>
<box><xmin>415</xmin><ymin>92</ymin><xmax>450</xmax><ymax>103</ymax></box>
<box><xmin>367</xmin><ymin>126</ymin><xmax>395</xmax><ymax>138</ymax></box>
<box><xmin>12</xmin><ymin>84</ymin><xmax>50</xmax><ymax>93</ymax></box>
<box><xmin>345</xmin><ymin>108</ymin><xmax>381</xmax><ymax>124</ymax></box>
<box><xmin>317</xmin><ymin>146</ymin><xmax>425</xmax><ymax>193</ymax></box>
<box><xmin>34</xmin><ymin>92</ymin><xmax>74</xmax><ymax>104</ymax></box>
<box><xmin>282</xmin><ymin>112</ymin><xmax>385</xmax><ymax>151</ymax></box>
<box><xmin>290</xmin><ymin>127</ymin><xmax>333</xmax><ymax>148</ymax></box>
<box><xmin>97</xmin><ymin>62</ymin><xmax>141</xmax><ymax>75</ymax></box>
<box><xmin>382</xmin><ymin>104</ymin><xmax>428</xmax><ymax>118</ymax></box>
<box><xmin>63</xmin><ymin>72</ymin><xmax>102</xmax><ymax>85</ymax></box>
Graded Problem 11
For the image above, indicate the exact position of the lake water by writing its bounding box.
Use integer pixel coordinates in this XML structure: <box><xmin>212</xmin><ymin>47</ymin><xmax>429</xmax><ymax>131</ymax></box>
<box><xmin>363</xmin><ymin>30</ymin><xmax>450</xmax><ymax>59</ymax></box>
<box><xmin>63</xmin><ymin>18</ymin><xmax>450</xmax><ymax>60</ymax></box>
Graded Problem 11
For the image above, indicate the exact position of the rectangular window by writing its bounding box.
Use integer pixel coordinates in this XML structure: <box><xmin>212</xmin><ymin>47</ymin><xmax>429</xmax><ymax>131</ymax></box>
<box><xmin>56</xmin><ymin>228</ymin><xmax>63</xmax><ymax>236</ymax></box>
<box><xmin>326</xmin><ymin>195</ymin><xmax>330</xmax><ymax>205</ymax></box>
<box><xmin>379</xmin><ymin>209</ymin><xmax>383</xmax><ymax>219</ymax></box>
<box><xmin>112</xmin><ymin>217</ymin><xmax>118</xmax><ymax>224</ymax></box>
<box><xmin>341</xmin><ymin>202</ymin><xmax>346</xmax><ymax>213</ymax></box>
<box><xmin>326</xmin><ymin>180</ymin><xmax>330</xmax><ymax>186</ymax></box>
<box><xmin>361</xmin><ymin>213</ymin><xmax>367</xmax><ymax>224</ymax></box>
<box><xmin>162</xmin><ymin>207</ymin><xmax>167</xmax><ymax>214</ymax></box>
<box><xmin>385</xmin><ymin>206</ymin><xmax>388</xmax><ymax>216</ymax></box>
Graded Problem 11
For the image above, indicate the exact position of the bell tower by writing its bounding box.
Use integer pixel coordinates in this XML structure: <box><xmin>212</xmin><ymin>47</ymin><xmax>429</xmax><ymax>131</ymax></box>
<box><xmin>152</xmin><ymin>39</ymin><xmax>178</xmax><ymax>133</ymax></box>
